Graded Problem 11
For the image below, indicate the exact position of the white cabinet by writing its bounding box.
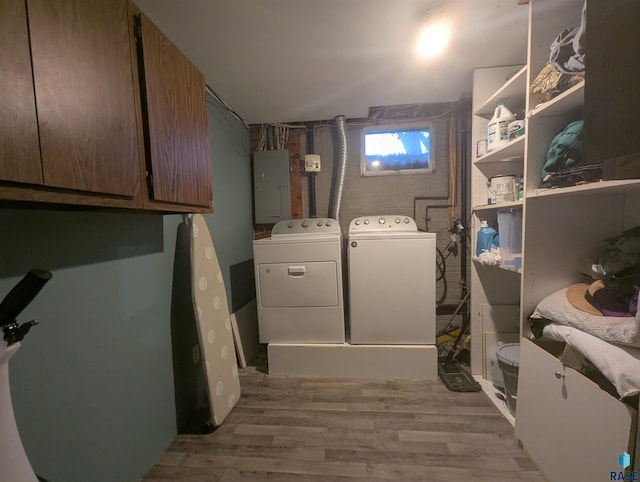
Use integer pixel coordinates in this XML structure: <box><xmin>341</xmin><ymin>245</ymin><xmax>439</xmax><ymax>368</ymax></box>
<box><xmin>470</xmin><ymin>0</ymin><xmax>640</xmax><ymax>478</ymax></box>
<box><xmin>515</xmin><ymin>339</ymin><xmax>635</xmax><ymax>482</ymax></box>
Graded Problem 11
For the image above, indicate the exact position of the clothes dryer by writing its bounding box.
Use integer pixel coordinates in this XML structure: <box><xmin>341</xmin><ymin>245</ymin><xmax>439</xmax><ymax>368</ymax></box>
<box><xmin>253</xmin><ymin>218</ymin><xmax>345</xmax><ymax>343</ymax></box>
<box><xmin>347</xmin><ymin>215</ymin><xmax>436</xmax><ymax>344</ymax></box>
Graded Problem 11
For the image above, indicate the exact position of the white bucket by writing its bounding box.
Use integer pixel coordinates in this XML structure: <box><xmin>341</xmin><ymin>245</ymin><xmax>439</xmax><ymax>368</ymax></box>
<box><xmin>489</xmin><ymin>175</ymin><xmax>518</xmax><ymax>204</ymax></box>
<box><xmin>496</xmin><ymin>343</ymin><xmax>520</xmax><ymax>416</ymax></box>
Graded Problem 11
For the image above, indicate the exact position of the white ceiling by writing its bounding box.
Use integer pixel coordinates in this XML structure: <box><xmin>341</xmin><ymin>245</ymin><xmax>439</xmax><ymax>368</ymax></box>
<box><xmin>134</xmin><ymin>0</ymin><xmax>530</xmax><ymax>125</ymax></box>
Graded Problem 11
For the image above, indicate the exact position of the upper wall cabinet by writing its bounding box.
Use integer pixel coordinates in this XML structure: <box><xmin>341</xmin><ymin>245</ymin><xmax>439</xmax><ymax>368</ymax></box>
<box><xmin>0</xmin><ymin>0</ymin><xmax>42</xmax><ymax>185</ymax></box>
<box><xmin>29</xmin><ymin>0</ymin><xmax>141</xmax><ymax>197</ymax></box>
<box><xmin>134</xmin><ymin>9</ymin><xmax>212</xmax><ymax>209</ymax></box>
<box><xmin>0</xmin><ymin>0</ymin><xmax>141</xmax><ymax>204</ymax></box>
<box><xmin>0</xmin><ymin>0</ymin><xmax>212</xmax><ymax>213</ymax></box>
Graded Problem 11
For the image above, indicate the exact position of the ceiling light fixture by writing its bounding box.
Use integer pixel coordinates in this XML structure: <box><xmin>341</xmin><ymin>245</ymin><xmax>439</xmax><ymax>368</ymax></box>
<box><xmin>416</xmin><ymin>7</ymin><xmax>450</xmax><ymax>59</ymax></box>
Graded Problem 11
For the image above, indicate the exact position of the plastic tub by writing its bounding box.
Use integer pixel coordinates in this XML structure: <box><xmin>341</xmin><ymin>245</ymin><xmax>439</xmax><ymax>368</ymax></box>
<box><xmin>497</xmin><ymin>209</ymin><xmax>522</xmax><ymax>270</ymax></box>
<box><xmin>496</xmin><ymin>343</ymin><xmax>520</xmax><ymax>416</ymax></box>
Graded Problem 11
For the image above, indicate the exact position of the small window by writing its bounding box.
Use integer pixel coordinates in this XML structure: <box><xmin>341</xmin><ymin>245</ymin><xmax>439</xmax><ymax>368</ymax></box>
<box><xmin>361</xmin><ymin>123</ymin><xmax>433</xmax><ymax>176</ymax></box>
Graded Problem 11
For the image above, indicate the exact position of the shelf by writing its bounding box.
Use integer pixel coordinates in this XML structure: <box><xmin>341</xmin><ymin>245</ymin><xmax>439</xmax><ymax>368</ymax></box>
<box><xmin>529</xmin><ymin>178</ymin><xmax>640</xmax><ymax>199</ymax></box>
<box><xmin>472</xmin><ymin>257</ymin><xmax>522</xmax><ymax>274</ymax></box>
<box><xmin>477</xmin><ymin>377</ymin><xmax>516</xmax><ymax>426</ymax></box>
<box><xmin>529</xmin><ymin>81</ymin><xmax>584</xmax><ymax>118</ymax></box>
<box><xmin>473</xmin><ymin>136</ymin><xmax>525</xmax><ymax>165</ymax></box>
<box><xmin>473</xmin><ymin>200</ymin><xmax>523</xmax><ymax>212</ymax></box>
<box><xmin>474</xmin><ymin>66</ymin><xmax>528</xmax><ymax>118</ymax></box>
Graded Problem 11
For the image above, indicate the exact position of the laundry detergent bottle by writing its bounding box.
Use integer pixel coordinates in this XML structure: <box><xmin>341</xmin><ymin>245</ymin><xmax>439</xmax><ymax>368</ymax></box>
<box><xmin>487</xmin><ymin>103</ymin><xmax>515</xmax><ymax>152</ymax></box>
<box><xmin>476</xmin><ymin>221</ymin><xmax>498</xmax><ymax>257</ymax></box>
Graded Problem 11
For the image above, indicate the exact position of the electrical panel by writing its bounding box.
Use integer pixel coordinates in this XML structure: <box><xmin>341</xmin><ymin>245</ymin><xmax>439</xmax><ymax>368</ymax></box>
<box><xmin>253</xmin><ymin>149</ymin><xmax>291</xmax><ymax>224</ymax></box>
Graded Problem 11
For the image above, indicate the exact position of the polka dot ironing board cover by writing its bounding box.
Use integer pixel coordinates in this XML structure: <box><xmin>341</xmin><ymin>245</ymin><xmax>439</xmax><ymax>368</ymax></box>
<box><xmin>190</xmin><ymin>214</ymin><xmax>241</xmax><ymax>426</ymax></box>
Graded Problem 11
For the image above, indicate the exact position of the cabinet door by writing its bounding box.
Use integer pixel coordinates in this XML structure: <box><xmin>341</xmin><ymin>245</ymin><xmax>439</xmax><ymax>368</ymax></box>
<box><xmin>515</xmin><ymin>339</ymin><xmax>634</xmax><ymax>482</ymax></box>
<box><xmin>584</xmin><ymin>0</ymin><xmax>640</xmax><ymax>166</ymax></box>
<box><xmin>137</xmin><ymin>13</ymin><xmax>212</xmax><ymax>208</ymax></box>
<box><xmin>28</xmin><ymin>0</ymin><xmax>140</xmax><ymax>197</ymax></box>
<box><xmin>0</xmin><ymin>0</ymin><xmax>43</xmax><ymax>184</ymax></box>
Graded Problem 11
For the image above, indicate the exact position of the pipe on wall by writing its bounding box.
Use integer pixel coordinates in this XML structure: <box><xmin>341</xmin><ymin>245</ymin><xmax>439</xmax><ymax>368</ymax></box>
<box><xmin>424</xmin><ymin>204</ymin><xmax>451</xmax><ymax>233</ymax></box>
<box><xmin>328</xmin><ymin>115</ymin><xmax>348</xmax><ymax>221</ymax></box>
<box><xmin>413</xmin><ymin>196</ymin><xmax>448</xmax><ymax>230</ymax></box>
<box><xmin>305</xmin><ymin>122</ymin><xmax>317</xmax><ymax>218</ymax></box>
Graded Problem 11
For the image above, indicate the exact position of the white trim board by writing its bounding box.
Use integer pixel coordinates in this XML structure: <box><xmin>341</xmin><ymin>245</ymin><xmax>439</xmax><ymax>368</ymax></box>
<box><xmin>231</xmin><ymin>298</ymin><xmax>261</xmax><ymax>368</ymax></box>
<box><xmin>268</xmin><ymin>343</ymin><xmax>437</xmax><ymax>379</ymax></box>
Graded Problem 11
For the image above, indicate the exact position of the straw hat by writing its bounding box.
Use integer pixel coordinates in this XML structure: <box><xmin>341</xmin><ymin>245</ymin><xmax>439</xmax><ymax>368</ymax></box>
<box><xmin>566</xmin><ymin>280</ymin><xmax>639</xmax><ymax>317</ymax></box>
<box><xmin>565</xmin><ymin>281</ymin><xmax>605</xmax><ymax>316</ymax></box>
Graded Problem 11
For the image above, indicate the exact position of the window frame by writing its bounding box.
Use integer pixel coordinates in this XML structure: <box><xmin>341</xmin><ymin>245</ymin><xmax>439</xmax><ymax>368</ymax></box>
<box><xmin>360</xmin><ymin>121</ymin><xmax>435</xmax><ymax>177</ymax></box>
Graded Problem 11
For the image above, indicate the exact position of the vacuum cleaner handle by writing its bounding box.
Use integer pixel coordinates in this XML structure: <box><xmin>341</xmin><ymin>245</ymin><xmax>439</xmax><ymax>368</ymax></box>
<box><xmin>0</xmin><ymin>269</ymin><xmax>53</xmax><ymax>328</ymax></box>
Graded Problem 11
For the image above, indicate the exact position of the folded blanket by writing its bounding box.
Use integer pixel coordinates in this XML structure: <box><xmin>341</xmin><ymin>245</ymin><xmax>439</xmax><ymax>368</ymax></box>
<box><xmin>529</xmin><ymin>287</ymin><xmax>640</xmax><ymax>347</ymax></box>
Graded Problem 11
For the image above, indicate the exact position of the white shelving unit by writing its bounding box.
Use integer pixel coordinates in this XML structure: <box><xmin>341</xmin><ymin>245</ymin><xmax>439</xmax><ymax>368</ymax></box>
<box><xmin>470</xmin><ymin>1</ymin><xmax>640</xmax><ymax>480</ymax></box>
<box><xmin>472</xmin><ymin>199</ymin><xmax>523</xmax><ymax>213</ymax></box>
<box><xmin>470</xmin><ymin>63</ymin><xmax>525</xmax><ymax>413</ymax></box>
<box><xmin>474</xmin><ymin>65</ymin><xmax>528</xmax><ymax>118</ymax></box>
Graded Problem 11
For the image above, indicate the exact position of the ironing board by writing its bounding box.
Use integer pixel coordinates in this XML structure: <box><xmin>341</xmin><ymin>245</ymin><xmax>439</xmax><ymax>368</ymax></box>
<box><xmin>189</xmin><ymin>214</ymin><xmax>241</xmax><ymax>426</ymax></box>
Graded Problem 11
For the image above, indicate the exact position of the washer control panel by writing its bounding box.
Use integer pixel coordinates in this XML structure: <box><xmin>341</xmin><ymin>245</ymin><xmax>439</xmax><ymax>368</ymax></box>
<box><xmin>349</xmin><ymin>215</ymin><xmax>417</xmax><ymax>233</ymax></box>
<box><xmin>272</xmin><ymin>217</ymin><xmax>341</xmax><ymax>235</ymax></box>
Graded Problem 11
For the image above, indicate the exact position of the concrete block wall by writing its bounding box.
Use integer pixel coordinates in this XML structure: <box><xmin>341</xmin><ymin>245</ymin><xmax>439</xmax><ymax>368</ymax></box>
<box><xmin>300</xmin><ymin>117</ymin><xmax>465</xmax><ymax>309</ymax></box>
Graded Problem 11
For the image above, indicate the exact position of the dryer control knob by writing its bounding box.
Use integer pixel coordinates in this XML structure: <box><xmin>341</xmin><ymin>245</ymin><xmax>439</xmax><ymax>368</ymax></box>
<box><xmin>301</xmin><ymin>220</ymin><xmax>309</xmax><ymax>227</ymax></box>
<box><xmin>404</xmin><ymin>217</ymin><xmax>410</xmax><ymax>224</ymax></box>
<box><xmin>326</xmin><ymin>220</ymin><xmax>332</xmax><ymax>226</ymax></box>
<box><xmin>363</xmin><ymin>219</ymin><xmax>369</xmax><ymax>225</ymax></box>
<box><xmin>317</xmin><ymin>220</ymin><xmax>323</xmax><ymax>226</ymax></box>
<box><xmin>378</xmin><ymin>217</ymin><xmax>386</xmax><ymax>225</ymax></box>
<box><xmin>355</xmin><ymin>220</ymin><xmax>361</xmax><ymax>225</ymax></box>
<box><xmin>395</xmin><ymin>217</ymin><xmax>400</xmax><ymax>223</ymax></box>
<box><xmin>288</xmin><ymin>222</ymin><xmax>294</xmax><ymax>228</ymax></box>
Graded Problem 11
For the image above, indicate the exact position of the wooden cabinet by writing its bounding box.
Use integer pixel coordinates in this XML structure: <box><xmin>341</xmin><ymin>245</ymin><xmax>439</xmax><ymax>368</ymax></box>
<box><xmin>0</xmin><ymin>0</ymin><xmax>43</xmax><ymax>185</ymax></box>
<box><xmin>0</xmin><ymin>0</ymin><xmax>212</xmax><ymax>212</ymax></box>
<box><xmin>584</xmin><ymin>0</ymin><xmax>640</xmax><ymax>167</ymax></box>
<box><xmin>134</xmin><ymin>9</ymin><xmax>212</xmax><ymax>209</ymax></box>
<box><xmin>29</xmin><ymin>0</ymin><xmax>141</xmax><ymax>197</ymax></box>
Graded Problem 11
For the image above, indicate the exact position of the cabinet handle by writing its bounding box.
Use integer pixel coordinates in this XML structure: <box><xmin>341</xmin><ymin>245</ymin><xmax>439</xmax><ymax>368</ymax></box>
<box><xmin>288</xmin><ymin>266</ymin><xmax>306</xmax><ymax>277</ymax></box>
<box><xmin>554</xmin><ymin>371</ymin><xmax>565</xmax><ymax>379</ymax></box>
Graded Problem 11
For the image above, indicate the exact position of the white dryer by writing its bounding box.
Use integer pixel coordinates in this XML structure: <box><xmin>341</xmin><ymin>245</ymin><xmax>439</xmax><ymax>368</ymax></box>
<box><xmin>253</xmin><ymin>218</ymin><xmax>345</xmax><ymax>344</ymax></box>
<box><xmin>348</xmin><ymin>215</ymin><xmax>436</xmax><ymax>344</ymax></box>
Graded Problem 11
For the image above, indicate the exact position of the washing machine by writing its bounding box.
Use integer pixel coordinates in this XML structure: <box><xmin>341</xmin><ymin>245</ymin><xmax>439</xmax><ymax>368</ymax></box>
<box><xmin>348</xmin><ymin>215</ymin><xmax>436</xmax><ymax>344</ymax></box>
<box><xmin>253</xmin><ymin>217</ymin><xmax>345</xmax><ymax>343</ymax></box>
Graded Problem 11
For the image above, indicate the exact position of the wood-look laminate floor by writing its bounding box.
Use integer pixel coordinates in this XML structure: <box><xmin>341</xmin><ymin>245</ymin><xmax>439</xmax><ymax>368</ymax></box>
<box><xmin>142</xmin><ymin>368</ymin><xmax>543</xmax><ymax>482</ymax></box>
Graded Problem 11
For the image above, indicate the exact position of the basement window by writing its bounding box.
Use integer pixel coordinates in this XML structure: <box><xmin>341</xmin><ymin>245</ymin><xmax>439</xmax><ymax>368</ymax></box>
<box><xmin>361</xmin><ymin>123</ymin><xmax>433</xmax><ymax>176</ymax></box>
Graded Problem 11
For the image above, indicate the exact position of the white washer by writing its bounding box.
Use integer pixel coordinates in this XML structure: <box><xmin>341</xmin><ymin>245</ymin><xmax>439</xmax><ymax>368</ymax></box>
<box><xmin>253</xmin><ymin>218</ymin><xmax>345</xmax><ymax>343</ymax></box>
<box><xmin>348</xmin><ymin>215</ymin><xmax>436</xmax><ymax>344</ymax></box>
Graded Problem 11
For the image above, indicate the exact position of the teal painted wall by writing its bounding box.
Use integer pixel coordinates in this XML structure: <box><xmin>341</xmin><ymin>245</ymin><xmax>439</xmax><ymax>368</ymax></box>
<box><xmin>203</xmin><ymin>93</ymin><xmax>254</xmax><ymax>310</ymax></box>
<box><xmin>0</xmin><ymin>94</ymin><xmax>252</xmax><ymax>482</ymax></box>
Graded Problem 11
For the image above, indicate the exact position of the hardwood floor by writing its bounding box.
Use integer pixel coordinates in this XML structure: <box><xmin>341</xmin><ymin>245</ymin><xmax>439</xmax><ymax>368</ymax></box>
<box><xmin>142</xmin><ymin>368</ymin><xmax>543</xmax><ymax>481</ymax></box>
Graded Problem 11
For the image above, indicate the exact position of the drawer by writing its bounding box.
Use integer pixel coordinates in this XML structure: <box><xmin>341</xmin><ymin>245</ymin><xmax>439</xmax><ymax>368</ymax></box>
<box><xmin>515</xmin><ymin>339</ymin><xmax>636</xmax><ymax>482</ymax></box>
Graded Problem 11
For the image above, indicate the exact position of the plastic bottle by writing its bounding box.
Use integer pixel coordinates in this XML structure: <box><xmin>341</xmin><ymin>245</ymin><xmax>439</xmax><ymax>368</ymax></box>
<box><xmin>476</xmin><ymin>221</ymin><xmax>498</xmax><ymax>257</ymax></box>
<box><xmin>487</xmin><ymin>103</ymin><xmax>515</xmax><ymax>152</ymax></box>
<box><xmin>517</xmin><ymin>177</ymin><xmax>524</xmax><ymax>200</ymax></box>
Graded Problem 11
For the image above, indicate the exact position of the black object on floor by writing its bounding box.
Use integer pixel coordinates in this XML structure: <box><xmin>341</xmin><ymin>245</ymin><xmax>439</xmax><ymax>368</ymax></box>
<box><xmin>438</xmin><ymin>356</ymin><xmax>481</xmax><ymax>392</ymax></box>
<box><xmin>437</xmin><ymin>290</ymin><xmax>481</xmax><ymax>392</ymax></box>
